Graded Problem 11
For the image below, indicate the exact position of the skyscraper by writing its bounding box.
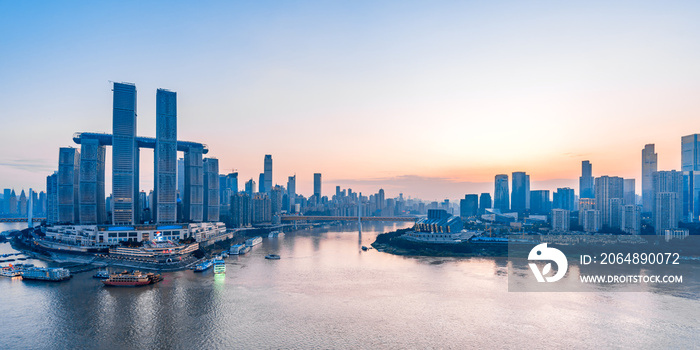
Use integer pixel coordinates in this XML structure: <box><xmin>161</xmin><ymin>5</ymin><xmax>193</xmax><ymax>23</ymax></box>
<box><xmin>594</xmin><ymin>176</ymin><xmax>624</xmax><ymax>229</ymax></box>
<box><xmin>259</xmin><ymin>173</ymin><xmax>265</xmax><ymax>193</ymax></box>
<box><xmin>653</xmin><ymin>170</ymin><xmax>683</xmax><ymax>233</ymax></box>
<box><xmin>623</xmin><ymin>179</ymin><xmax>635</xmax><ymax>206</ymax></box>
<box><xmin>202</xmin><ymin>158</ymin><xmax>219</xmax><ymax>222</ymax></box>
<box><xmin>314</xmin><ymin>173</ymin><xmax>322</xmax><ymax>199</ymax></box>
<box><xmin>46</xmin><ymin>173</ymin><xmax>58</xmax><ymax>224</ymax></box>
<box><xmin>58</xmin><ymin>147</ymin><xmax>80</xmax><ymax>224</ymax></box>
<box><xmin>245</xmin><ymin>179</ymin><xmax>256</xmax><ymax>196</ymax></box>
<box><xmin>579</xmin><ymin>160</ymin><xmax>594</xmax><ymax>199</ymax></box>
<box><xmin>553</xmin><ymin>187</ymin><xmax>575</xmax><ymax>211</ymax></box>
<box><xmin>79</xmin><ymin>138</ymin><xmax>106</xmax><ymax>224</ymax></box>
<box><xmin>551</xmin><ymin>209</ymin><xmax>570</xmax><ymax>232</ymax></box>
<box><xmin>642</xmin><ymin>144</ymin><xmax>658</xmax><ymax>213</ymax></box>
<box><xmin>529</xmin><ymin>190</ymin><xmax>550</xmax><ymax>215</ymax></box>
<box><xmin>460</xmin><ymin>194</ymin><xmax>478</xmax><ymax>218</ymax></box>
<box><xmin>263</xmin><ymin>154</ymin><xmax>272</xmax><ymax>194</ymax></box>
<box><xmin>184</xmin><ymin>145</ymin><xmax>204</xmax><ymax>222</ymax></box>
<box><xmin>622</xmin><ymin>205</ymin><xmax>641</xmax><ymax>234</ymax></box>
<box><xmin>681</xmin><ymin>134</ymin><xmax>700</xmax><ymax>222</ymax></box>
<box><xmin>287</xmin><ymin>175</ymin><xmax>296</xmax><ymax>213</ymax></box>
<box><xmin>494</xmin><ymin>174</ymin><xmax>509</xmax><ymax>213</ymax></box>
<box><xmin>478</xmin><ymin>193</ymin><xmax>491</xmax><ymax>215</ymax></box>
<box><xmin>112</xmin><ymin>82</ymin><xmax>138</xmax><ymax>225</ymax></box>
<box><xmin>154</xmin><ymin>88</ymin><xmax>178</xmax><ymax>224</ymax></box>
<box><xmin>511</xmin><ymin>172</ymin><xmax>530</xmax><ymax>214</ymax></box>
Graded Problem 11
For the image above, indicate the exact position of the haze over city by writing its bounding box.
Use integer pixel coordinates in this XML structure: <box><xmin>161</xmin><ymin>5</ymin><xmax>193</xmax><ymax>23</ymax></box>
<box><xmin>1</xmin><ymin>1</ymin><xmax>700</xmax><ymax>200</ymax></box>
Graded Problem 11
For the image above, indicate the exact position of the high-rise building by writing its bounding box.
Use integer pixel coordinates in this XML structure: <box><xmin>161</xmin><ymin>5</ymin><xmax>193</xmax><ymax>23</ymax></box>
<box><xmin>203</xmin><ymin>158</ymin><xmax>220</xmax><ymax>222</ymax></box>
<box><xmin>245</xmin><ymin>179</ymin><xmax>256</xmax><ymax>196</ymax></box>
<box><xmin>58</xmin><ymin>147</ymin><xmax>80</xmax><ymax>224</ymax></box>
<box><xmin>623</xmin><ymin>179</ymin><xmax>635</xmax><ymax>206</ymax></box>
<box><xmin>19</xmin><ymin>190</ymin><xmax>27</xmax><ymax>216</ymax></box>
<box><xmin>622</xmin><ymin>205</ymin><xmax>641</xmax><ymax>234</ymax></box>
<box><xmin>594</xmin><ymin>176</ymin><xmax>624</xmax><ymax>229</ymax></box>
<box><xmin>653</xmin><ymin>170</ymin><xmax>683</xmax><ymax>233</ymax></box>
<box><xmin>112</xmin><ymin>82</ymin><xmax>138</xmax><ymax>225</ymax></box>
<box><xmin>608</xmin><ymin>197</ymin><xmax>624</xmax><ymax>230</ymax></box>
<box><xmin>230</xmin><ymin>192</ymin><xmax>251</xmax><ymax>228</ymax></box>
<box><xmin>478</xmin><ymin>193</ymin><xmax>491</xmax><ymax>215</ymax></box>
<box><xmin>681</xmin><ymin>134</ymin><xmax>700</xmax><ymax>171</ymax></box>
<box><xmin>578</xmin><ymin>198</ymin><xmax>596</xmax><ymax>226</ymax></box>
<box><xmin>8</xmin><ymin>190</ymin><xmax>17</xmax><ymax>215</ymax></box>
<box><xmin>553</xmin><ymin>188</ymin><xmax>575</xmax><ymax>211</ymax></box>
<box><xmin>252</xmin><ymin>193</ymin><xmax>271</xmax><ymax>224</ymax></box>
<box><xmin>154</xmin><ymin>88</ymin><xmax>178</xmax><ymax>224</ymax></box>
<box><xmin>263</xmin><ymin>155</ymin><xmax>272</xmax><ymax>194</ymax></box>
<box><xmin>177</xmin><ymin>157</ymin><xmax>185</xmax><ymax>198</ymax></box>
<box><xmin>460</xmin><ymin>194</ymin><xmax>479</xmax><ymax>218</ymax></box>
<box><xmin>582</xmin><ymin>209</ymin><xmax>601</xmax><ymax>233</ymax></box>
<box><xmin>258</xmin><ymin>173</ymin><xmax>265</xmax><ymax>193</ymax></box>
<box><xmin>579</xmin><ymin>160</ymin><xmax>594</xmax><ymax>199</ymax></box>
<box><xmin>511</xmin><ymin>172</ymin><xmax>530</xmax><ymax>213</ymax></box>
<box><xmin>183</xmin><ymin>145</ymin><xmax>204</xmax><ymax>222</ymax></box>
<box><xmin>270</xmin><ymin>185</ymin><xmax>283</xmax><ymax>216</ymax></box>
<box><xmin>681</xmin><ymin>134</ymin><xmax>700</xmax><ymax>222</ymax></box>
<box><xmin>287</xmin><ymin>175</ymin><xmax>296</xmax><ymax>213</ymax></box>
<box><xmin>642</xmin><ymin>144</ymin><xmax>658</xmax><ymax>213</ymax></box>
<box><xmin>313</xmin><ymin>173</ymin><xmax>322</xmax><ymax>199</ymax></box>
<box><xmin>494</xmin><ymin>174</ymin><xmax>509</xmax><ymax>213</ymax></box>
<box><xmin>46</xmin><ymin>173</ymin><xmax>58</xmax><ymax>224</ymax></box>
<box><xmin>551</xmin><ymin>209</ymin><xmax>570</xmax><ymax>232</ymax></box>
<box><xmin>79</xmin><ymin>138</ymin><xmax>106</xmax><ymax>224</ymax></box>
<box><xmin>2</xmin><ymin>189</ymin><xmax>9</xmax><ymax>214</ymax></box>
<box><xmin>654</xmin><ymin>192</ymin><xmax>679</xmax><ymax>234</ymax></box>
<box><xmin>529</xmin><ymin>190</ymin><xmax>550</xmax><ymax>215</ymax></box>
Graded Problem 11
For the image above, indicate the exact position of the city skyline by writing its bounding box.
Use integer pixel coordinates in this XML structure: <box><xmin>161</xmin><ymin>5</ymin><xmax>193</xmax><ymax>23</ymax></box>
<box><xmin>2</xmin><ymin>1</ymin><xmax>700</xmax><ymax>200</ymax></box>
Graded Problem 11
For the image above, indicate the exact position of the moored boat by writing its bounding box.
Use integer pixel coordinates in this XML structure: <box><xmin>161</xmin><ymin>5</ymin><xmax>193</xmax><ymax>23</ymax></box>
<box><xmin>213</xmin><ymin>258</ymin><xmax>225</xmax><ymax>274</ymax></box>
<box><xmin>194</xmin><ymin>259</ymin><xmax>213</xmax><ymax>272</ymax></box>
<box><xmin>102</xmin><ymin>271</ymin><xmax>151</xmax><ymax>287</ymax></box>
<box><xmin>245</xmin><ymin>236</ymin><xmax>263</xmax><ymax>247</ymax></box>
<box><xmin>21</xmin><ymin>267</ymin><xmax>71</xmax><ymax>281</ymax></box>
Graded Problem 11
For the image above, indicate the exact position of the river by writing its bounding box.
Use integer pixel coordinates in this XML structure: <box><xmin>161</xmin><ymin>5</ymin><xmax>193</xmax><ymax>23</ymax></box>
<box><xmin>0</xmin><ymin>222</ymin><xmax>698</xmax><ymax>349</ymax></box>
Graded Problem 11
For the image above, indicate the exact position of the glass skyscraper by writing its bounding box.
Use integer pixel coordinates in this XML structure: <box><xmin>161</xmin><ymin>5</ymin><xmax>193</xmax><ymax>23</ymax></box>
<box><xmin>263</xmin><ymin>154</ymin><xmax>272</xmax><ymax>194</ymax></box>
<box><xmin>112</xmin><ymin>82</ymin><xmax>138</xmax><ymax>225</ymax></box>
<box><xmin>642</xmin><ymin>144</ymin><xmax>657</xmax><ymax>213</ymax></box>
<box><xmin>155</xmin><ymin>89</ymin><xmax>178</xmax><ymax>224</ymax></box>
<box><xmin>494</xmin><ymin>174</ymin><xmax>509</xmax><ymax>213</ymax></box>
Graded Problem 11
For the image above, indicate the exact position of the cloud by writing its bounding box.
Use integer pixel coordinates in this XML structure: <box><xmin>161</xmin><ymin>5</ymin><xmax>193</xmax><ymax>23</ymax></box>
<box><xmin>0</xmin><ymin>159</ymin><xmax>55</xmax><ymax>173</ymax></box>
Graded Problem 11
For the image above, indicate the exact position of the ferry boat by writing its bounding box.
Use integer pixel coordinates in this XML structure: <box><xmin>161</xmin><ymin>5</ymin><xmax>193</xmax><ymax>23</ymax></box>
<box><xmin>268</xmin><ymin>231</ymin><xmax>284</xmax><ymax>238</ymax></box>
<box><xmin>245</xmin><ymin>236</ymin><xmax>263</xmax><ymax>247</ymax></box>
<box><xmin>229</xmin><ymin>244</ymin><xmax>251</xmax><ymax>255</ymax></box>
<box><xmin>21</xmin><ymin>267</ymin><xmax>71</xmax><ymax>281</ymax></box>
<box><xmin>102</xmin><ymin>271</ymin><xmax>160</xmax><ymax>287</ymax></box>
<box><xmin>213</xmin><ymin>258</ymin><xmax>225</xmax><ymax>274</ymax></box>
<box><xmin>265</xmin><ymin>254</ymin><xmax>281</xmax><ymax>260</ymax></box>
<box><xmin>194</xmin><ymin>259</ymin><xmax>213</xmax><ymax>272</ymax></box>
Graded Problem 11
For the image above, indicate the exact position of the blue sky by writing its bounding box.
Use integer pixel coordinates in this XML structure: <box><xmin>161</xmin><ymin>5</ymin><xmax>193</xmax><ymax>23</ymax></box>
<box><xmin>1</xmin><ymin>1</ymin><xmax>700</xmax><ymax>200</ymax></box>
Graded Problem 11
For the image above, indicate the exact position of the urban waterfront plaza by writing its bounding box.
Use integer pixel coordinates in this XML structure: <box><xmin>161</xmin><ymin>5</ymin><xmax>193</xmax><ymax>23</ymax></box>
<box><xmin>1</xmin><ymin>2</ymin><xmax>700</xmax><ymax>349</ymax></box>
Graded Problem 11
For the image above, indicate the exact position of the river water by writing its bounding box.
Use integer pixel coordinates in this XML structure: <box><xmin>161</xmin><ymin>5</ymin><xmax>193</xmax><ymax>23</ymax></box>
<box><xmin>0</xmin><ymin>222</ymin><xmax>698</xmax><ymax>349</ymax></box>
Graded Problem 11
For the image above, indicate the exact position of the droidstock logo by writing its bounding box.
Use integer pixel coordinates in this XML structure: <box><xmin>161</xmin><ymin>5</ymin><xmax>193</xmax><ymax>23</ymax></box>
<box><xmin>528</xmin><ymin>243</ymin><xmax>568</xmax><ymax>283</ymax></box>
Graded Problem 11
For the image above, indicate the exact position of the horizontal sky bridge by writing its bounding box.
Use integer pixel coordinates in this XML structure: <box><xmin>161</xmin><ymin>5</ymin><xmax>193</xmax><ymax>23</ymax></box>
<box><xmin>73</xmin><ymin>132</ymin><xmax>209</xmax><ymax>153</ymax></box>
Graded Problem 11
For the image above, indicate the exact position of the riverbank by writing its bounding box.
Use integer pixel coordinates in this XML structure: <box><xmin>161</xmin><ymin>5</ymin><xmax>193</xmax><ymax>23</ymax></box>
<box><xmin>371</xmin><ymin>228</ymin><xmax>509</xmax><ymax>257</ymax></box>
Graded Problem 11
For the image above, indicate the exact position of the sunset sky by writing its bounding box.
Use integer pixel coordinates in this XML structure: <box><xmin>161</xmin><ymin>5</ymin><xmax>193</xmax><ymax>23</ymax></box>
<box><xmin>1</xmin><ymin>1</ymin><xmax>700</xmax><ymax>201</ymax></box>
